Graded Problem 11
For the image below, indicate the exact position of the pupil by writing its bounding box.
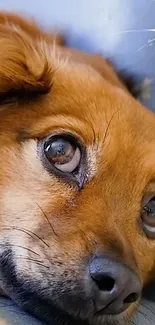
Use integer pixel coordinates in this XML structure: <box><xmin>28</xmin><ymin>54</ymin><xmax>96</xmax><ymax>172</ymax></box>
<box><xmin>50</xmin><ymin>140</ymin><xmax>71</xmax><ymax>157</ymax></box>
<box><xmin>57</xmin><ymin>144</ymin><xmax>65</xmax><ymax>156</ymax></box>
<box><xmin>45</xmin><ymin>138</ymin><xmax>75</xmax><ymax>165</ymax></box>
<box><xmin>145</xmin><ymin>200</ymin><xmax>155</xmax><ymax>215</ymax></box>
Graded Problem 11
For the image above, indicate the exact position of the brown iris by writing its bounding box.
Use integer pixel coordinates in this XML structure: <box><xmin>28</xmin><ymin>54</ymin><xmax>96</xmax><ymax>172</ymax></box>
<box><xmin>44</xmin><ymin>137</ymin><xmax>81</xmax><ymax>173</ymax></box>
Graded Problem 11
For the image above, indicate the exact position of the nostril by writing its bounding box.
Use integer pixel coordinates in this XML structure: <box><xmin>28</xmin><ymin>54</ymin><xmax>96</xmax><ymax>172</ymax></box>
<box><xmin>124</xmin><ymin>292</ymin><xmax>138</xmax><ymax>304</ymax></box>
<box><xmin>96</xmin><ymin>276</ymin><xmax>115</xmax><ymax>292</ymax></box>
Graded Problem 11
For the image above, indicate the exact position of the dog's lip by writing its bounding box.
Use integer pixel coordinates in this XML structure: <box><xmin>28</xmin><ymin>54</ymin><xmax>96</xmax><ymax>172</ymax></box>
<box><xmin>94</xmin><ymin>299</ymin><xmax>127</xmax><ymax>317</ymax></box>
<box><xmin>91</xmin><ymin>309</ymin><xmax>124</xmax><ymax>325</ymax></box>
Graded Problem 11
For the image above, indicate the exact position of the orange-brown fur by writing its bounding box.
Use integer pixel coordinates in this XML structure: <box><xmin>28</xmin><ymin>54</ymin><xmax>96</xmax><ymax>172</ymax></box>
<box><xmin>0</xmin><ymin>11</ymin><xmax>155</xmax><ymax>325</ymax></box>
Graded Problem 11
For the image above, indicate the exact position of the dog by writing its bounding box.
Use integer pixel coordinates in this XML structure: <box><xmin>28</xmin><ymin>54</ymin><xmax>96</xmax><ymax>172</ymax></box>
<box><xmin>0</xmin><ymin>11</ymin><xmax>155</xmax><ymax>325</ymax></box>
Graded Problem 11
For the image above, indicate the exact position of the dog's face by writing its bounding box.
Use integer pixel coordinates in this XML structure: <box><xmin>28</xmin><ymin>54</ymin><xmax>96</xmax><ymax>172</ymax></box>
<box><xmin>0</xmin><ymin>12</ymin><xmax>155</xmax><ymax>325</ymax></box>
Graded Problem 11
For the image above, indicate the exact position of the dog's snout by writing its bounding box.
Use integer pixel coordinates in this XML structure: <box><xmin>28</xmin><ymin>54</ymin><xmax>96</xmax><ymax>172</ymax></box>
<box><xmin>89</xmin><ymin>257</ymin><xmax>141</xmax><ymax>315</ymax></box>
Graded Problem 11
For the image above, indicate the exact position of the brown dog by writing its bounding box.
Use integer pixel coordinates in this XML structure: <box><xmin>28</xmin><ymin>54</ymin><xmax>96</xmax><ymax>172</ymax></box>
<box><xmin>0</xmin><ymin>11</ymin><xmax>155</xmax><ymax>325</ymax></box>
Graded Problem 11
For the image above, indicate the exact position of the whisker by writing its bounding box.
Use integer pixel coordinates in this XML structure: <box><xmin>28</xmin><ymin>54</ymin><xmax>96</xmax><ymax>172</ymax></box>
<box><xmin>113</xmin><ymin>28</ymin><xmax>155</xmax><ymax>35</ymax></box>
<box><xmin>17</xmin><ymin>227</ymin><xmax>49</xmax><ymax>248</ymax></box>
<box><xmin>103</xmin><ymin>109</ymin><xmax>121</xmax><ymax>145</ymax></box>
<box><xmin>35</xmin><ymin>202</ymin><xmax>58</xmax><ymax>237</ymax></box>
<box><xmin>136</xmin><ymin>309</ymin><xmax>154</xmax><ymax>324</ymax></box>
<box><xmin>130</xmin><ymin>319</ymin><xmax>137</xmax><ymax>325</ymax></box>
<box><xmin>0</xmin><ymin>243</ymin><xmax>40</xmax><ymax>257</ymax></box>
<box><xmin>127</xmin><ymin>317</ymin><xmax>135</xmax><ymax>325</ymax></box>
<box><xmin>31</xmin><ymin>261</ymin><xmax>50</xmax><ymax>269</ymax></box>
<box><xmin>136</xmin><ymin>37</ymin><xmax>155</xmax><ymax>52</ymax></box>
<box><xmin>3</xmin><ymin>226</ymin><xmax>49</xmax><ymax>248</ymax></box>
<box><xmin>16</xmin><ymin>257</ymin><xmax>44</xmax><ymax>264</ymax></box>
<box><xmin>140</xmin><ymin>302</ymin><xmax>155</xmax><ymax>317</ymax></box>
<box><xmin>15</xmin><ymin>256</ymin><xmax>50</xmax><ymax>269</ymax></box>
<box><xmin>136</xmin><ymin>44</ymin><xmax>149</xmax><ymax>52</ymax></box>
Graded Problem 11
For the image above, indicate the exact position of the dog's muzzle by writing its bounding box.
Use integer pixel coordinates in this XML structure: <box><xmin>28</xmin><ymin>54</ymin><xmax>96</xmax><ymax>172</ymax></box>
<box><xmin>88</xmin><ymin>256</ymin><xmax>141</xmax><ymax>315</ymax></box>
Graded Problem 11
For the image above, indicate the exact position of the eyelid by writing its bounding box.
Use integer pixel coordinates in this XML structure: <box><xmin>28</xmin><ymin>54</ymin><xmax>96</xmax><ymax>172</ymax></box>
<box><xmin>142</xmin><ymin>193</ymin><xmax>155</xmax><ymax>207</ymax></box>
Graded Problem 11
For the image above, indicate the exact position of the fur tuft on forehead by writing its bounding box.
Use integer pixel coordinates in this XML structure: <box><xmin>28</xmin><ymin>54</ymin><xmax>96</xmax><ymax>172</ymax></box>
<box><xmin>0</xmin><ymin>12</ymin><xmax>63</xmax><ymax>104</ymax></box>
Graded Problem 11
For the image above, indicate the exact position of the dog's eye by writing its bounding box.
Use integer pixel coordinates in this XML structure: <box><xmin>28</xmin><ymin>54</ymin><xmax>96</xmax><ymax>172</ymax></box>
<box><xmin>44</xmin><ymin>137</ymin><xmax>81</xmax><ymax>173</ymax></box>
<box><xmin>142</xmin><ymin>196</ymin><xmax>155</xmax><ymax>238</ymax></box>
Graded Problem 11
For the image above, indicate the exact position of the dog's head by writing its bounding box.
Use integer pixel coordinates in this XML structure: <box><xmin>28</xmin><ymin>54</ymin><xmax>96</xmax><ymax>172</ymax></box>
<box><xmin>0</xmin><ymin>12</ymin><xmax>155</xmax><ymax>325</ymax></box>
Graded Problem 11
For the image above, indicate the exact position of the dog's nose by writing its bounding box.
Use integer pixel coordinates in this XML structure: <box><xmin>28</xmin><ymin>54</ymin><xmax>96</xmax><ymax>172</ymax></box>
<box><xmin>89</xmin><ymin>257</ymin><xmax>141</xmax><ymax>315</ymax></box>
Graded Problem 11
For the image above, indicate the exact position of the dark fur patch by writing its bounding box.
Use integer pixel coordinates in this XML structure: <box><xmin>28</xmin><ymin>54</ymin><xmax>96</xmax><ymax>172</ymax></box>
<box><xmin>0</xmin><ymin>85</ymin><xmax>50</xmax><ymax>105</ymax></box>
<box><xmin>118</xmin><ymin>70</ymin><xmax>143</xmax><ymax>98</ymax></box>
<box><xmin>0</xmin><ymin>249</ymin><xmax>86</xmax><ymax>325</ymax></box>
<box><xmin>106</xmin><ymin>59</ymin><xmax>149</xmax><ymax>100</ymax></box>
<box><xmin>117</xmin><ymin>69</ymin><xmax>152</xmax><ymax>101</ymax></box>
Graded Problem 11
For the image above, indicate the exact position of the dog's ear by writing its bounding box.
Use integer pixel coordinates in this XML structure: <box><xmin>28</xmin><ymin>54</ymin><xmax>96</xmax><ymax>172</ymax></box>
<box><xmin>0</xmin><ymin>11</ymin><xmax>65</xmax><ymax>46</ymax></box>
<box><xmin>0</xmin><ymin>13</ymin><xmax>60</xmax><ymax>104</ymax></box>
